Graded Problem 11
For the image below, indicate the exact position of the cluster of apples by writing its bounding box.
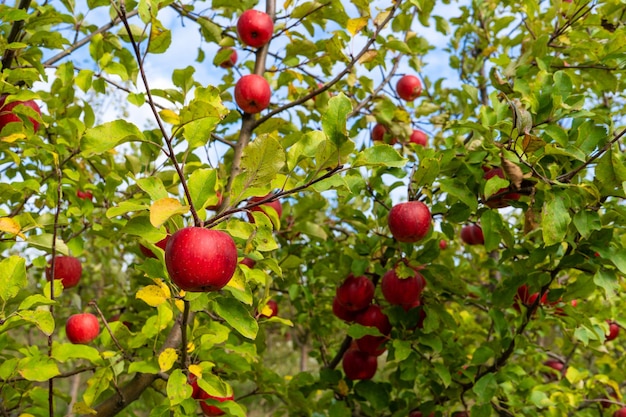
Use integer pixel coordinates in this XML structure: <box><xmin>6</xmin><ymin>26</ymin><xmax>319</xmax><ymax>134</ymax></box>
<box><xmin>372</xmin><ymin>75</ymin><xmax>428</xmax><ymax>147</ymax></box>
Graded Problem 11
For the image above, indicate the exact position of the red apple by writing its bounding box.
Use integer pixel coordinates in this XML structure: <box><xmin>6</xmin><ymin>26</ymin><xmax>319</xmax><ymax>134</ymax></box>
<box><xmin>342</xmin><ymin>348</ymin><xmax>377</xmax><ymax>380</ymax></box>
<box><xmin>216</xmin><ymin>47</ymin><xmax>237</xmax><ymax>68</ymax></box>
<box><xmin>206</xmin><ymin>192</ymin><xmax>223</xmax><ymax>211</ymax></box>
<box><xmin>139</xmin><ymin>236</ymin><xmax>170</xmax><ymax>259</ymax></box>
<box><xmin>247</xmin><ymin>194</ymin><xmax>282</xmax><ymax>223</ymax></box>
<box><xmin>381</xmin><ymin>265</ymin><xmax>427</xmax><ymax>308</ymax></box>
<box><xmin>439</xmin><ymin>239</ymin><xmax>447</xmax><ymax>250</ymax></box>
<box><xmin>239</xmin><ymin>257</ymin><xmax>256</xmax><ymax>268</ymax></box>
<box><xmin>165</xmin><ymin>227</ymin><xmax>238</xmax><ymax>292</ymax></box>
<box><xmin>46</xmin><ymin>255</ymin><xmax>82</xmax><ymax>289</ymax></box>
<box><xmin>237</xmin><ymin>9</ymin><xmax>273</xmax><ymax>48</ymax></box>
<box><xmin>544</xmin><ymin>359</ymin><xmax>566</xmax><ymax>377</ymax></box>
<box><xmin>332</xmin><ymin>297</ymin><xmax>359</xmax><ymax>322</ymax></box>
<box><xmin>198</xmin><ymin>388</ymin><xmax>234</xmax><ymax>416</ymax></box>
<box><xmin>336</xmin><ymin>274</ymin><xmax>374</xmax><ymax>312</ymax></box>
<box><xmin>452</xmin><ymin>413</ymin><xmax>469</xmax><ymax>417</ymax></box>
<box><xmin>66</xmin><ymin>313</ymin><xmax>100</xmax><ymax>344</ymax></box>
<box><xmin>372</xmin><ymin>123</ymin><xmax>397</xmax><ymax>144</ymax></box>
<box><xmin>460</xmin><ymin>224</ymin><xmax>484</xmax><ymax>245</ymax></box>
<box><xmin>409</xmin><ymin>129</ymin><xmax>427</xmax><ymax>146</ymax></box>
<box><xmin>260</xmin><ymin>299</ymin><xmax>278</xmax><ymax>318</ymax></box>
<box><xmin>0</xmin><ymin>95</ymin><xmax>41</xmax><ymax>131</ymax></box>
<box><xmin>483</xmin><ymin>167</ymin><xmax>521</xmax><ymax>208</ymax></box>
<box><xmin>235</xmin><ymin>74</ymin><xmax>271</xmax><ymax>114</ymax></box>
<box><xmin>606</xmin><ymin>321</ymin><xmax>620</xmax><ymax>341</ymax></box>
<box><xmin>614</xmin><ymin>407</ymin><xmax>626</xmax><ymax>417</ymax></box>
<box><xmin>396</xmin><ymin>75</ymin><xmax>422</xmax><ymax>101</ymax></box>
<box><xmin>409</xmin><ymin>412</ymin><xmax>435</xmax><ymax>417</ymax></box>
<box><xmin>76</xmin><ymin>190</ymin><xmax>93</xmax><ymax>200</ymax></box>
<box><xmin>388</xmin><ymin>201</ymin><xmax>432</xmax><ymax>243</ymax></box>
<box><xmin>355</xmin><ymin>304</ymin><xmax>391</xmax><ymax>355</ymax></box>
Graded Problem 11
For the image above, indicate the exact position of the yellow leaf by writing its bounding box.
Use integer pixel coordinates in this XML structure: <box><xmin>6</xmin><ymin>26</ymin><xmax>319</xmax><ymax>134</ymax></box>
<box><xmin>358</xmin><ymin>50</ymin><xmax>378</xmax><ymax>64</ymax></box>
<box><xmin>154</xmin><ymin>278</ymin><xmax>172</xmax><ymax>298</ymax></box>
<box><xmin>187</xmin><ymin>342</ymin><xmax>195</xmax><ymax>353</ymax></box>
<box><xmin>71</xmin><ymin>403</ymin><xmax>97</xmax><ymax>415</ymax></box>
<box><xmin>175</xmin><ymin>298</ymin><xmax>184</xmax><ymax>312</ymax></box>
<box><xmin>1</xmin><ymin>133</ymin><xmax>26</xmax><ymax>143</ymax></box>
<box><xmin>159</xmin><ymin>109</ymin><xmax>180</xmax><ymax>125</ymax></box>
<box><xmin>0</xmin><ymin>217</ymin><xmax>25</xmax><ymax>239</ymax></box>
<box><xmin>158</xmin><ymin>348</ymin><xmax>178</xmax><ymax>372</ymax></box>
<box><xmin>374</xmin><ymin>11</ymin><xmax>390</xmax><ymax>27</ymax></box>
<box><xmin>260</xmin><ymin>304</ymin><xmax>274</xmax><ymax>317</ymax></box>
<box><xmin>189</xmin><ymin>364</ymin><xmax>203</xmax><ymax>378</ymax></box>
<box><xmin>347</xmin><ymin>17</ymin><xmax>368</xmax><ymax>36</ymax></box>
<box><xmin>136</xmin><ymin>285</ymin><xmax>169</xmax><ymax>307</ymax></box>
<box><xmin>149</xmin><ymin>198</ymin><xmax>189</xmax><ymax>228</ymax></box>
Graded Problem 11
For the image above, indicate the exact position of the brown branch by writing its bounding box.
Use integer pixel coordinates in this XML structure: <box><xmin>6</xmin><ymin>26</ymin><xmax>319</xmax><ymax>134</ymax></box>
<box><xmin>1</xmin><ymin>0</ymin><xmax>32</xmax><ymax>69</ymax></box>
<box><xmin>326</xmin><ymin>335</ymin><xmax>352</xmax><ymax>370</ymax></box>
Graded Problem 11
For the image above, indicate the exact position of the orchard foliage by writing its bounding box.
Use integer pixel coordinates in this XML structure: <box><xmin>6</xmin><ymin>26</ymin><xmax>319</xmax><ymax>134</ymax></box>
<box><xmin>1</xmin><ymin>0</ymin><xmax>626</xmax><ymax>416</ymax></box>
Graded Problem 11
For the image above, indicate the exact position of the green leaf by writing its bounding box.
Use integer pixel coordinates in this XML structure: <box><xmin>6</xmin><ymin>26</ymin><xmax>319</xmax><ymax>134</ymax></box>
<box><xmin>0</xmin><ymin>256</ymin><xmax>26</xmax><ymax>301</ymax></box>
<box><xmin>18</xmin><ymin>356</ymin><xmax>60</xmax><ymax>381</ymax></box>
<box><xmin>18</xmin><ymin>310</ymin><xmax>55</xmax><ymax>336</ymax></box>
<box><xmin>354</xmin><ymin>381</ymin><xmax>390</xmax><ymax>410</ymax></box>
<box><xmin>167</xmin><ymin>369</ymin><xmax>192</xmax><ymax>405</ymax></box>
<box><xmin>470</xmin><ymin>346</ymin><xmax>495</xmax><ymax>365</ymax></box>
<box><xmin>81</xmin><ymin>120</ymin><xmax>145</xmax><ymax>156</ymax></box>
<box><xmin>347</xmin><ymin>323</ymin><xmax>383</xmax><ymax>339</ymax></box>
<box><xmin>432</xmin><ymin>362</ymin><xmax>451</xmax><ymax>387</ymax></box>
<box><xmin>18</xmin><ymin>294</ymin><xmax>55</xmax><ymax>310</ymax></box>
<box><xmin>594</xmin><ymin>269</ymin><xmax>619</xmax><ymax>296</ymax></box>
<box><xmin>439</xmin><ymin>178</ymin><xmax>478</xmax><ymax>212</ymax></box>
<box><xmin>52</xmin><ymin>343</ymin><xmax>103</xmax><ymax>364</ymax></box>
<box><xmin>83</xmin><ymin>367</ymin><xmax>113</xmax><ymax>406</ymax></box>
<box><xmin>472</xmin><ymin>373</ymin><xmax>497</xmax><ymax>404</ymax></box>
<box><xmin>480</xmin><ymin>210</ymin><xmax>502</xmax><ymax>252</ymax></box>
<box><xmin>137</xmin><ymin>177</ymin><xmax>168</xmax><ymax>201</ymax></box>
<box><xmin>541</xmin><ymin>193</ymin><xmax>571</xmax><ymax>246</ymax></box>
<box><xmin>352</xmin><ymin>145</ymin><xmax>407</xmax><ymax>168</ymax></box>
<box><xmin>572</xmin><ymin>210</ymin><xmax>601</xmax><ymax>239</ymax></box>
<box><xmin>322</xmin><ymin>93</ymin><xmax>352</xmax><ymax>147</ymax></box>
<box><xmin>187</xmin><ymin>168</ymin><xmax>218</xmax><ymax>211</ymax></box>
<box><xmin>27</xmin><ymin>234</ymin><xmax>69</xmax><ymax>255</ymax></box>
<box><xmin>148</xmin><ymin>20</ymin><xmax>171</xmax><ymax>54</ymax></box>
<box><xmin>214</xmin><ymin>298</ymin><xmax>258</xmax><ymax>340</ymax></box>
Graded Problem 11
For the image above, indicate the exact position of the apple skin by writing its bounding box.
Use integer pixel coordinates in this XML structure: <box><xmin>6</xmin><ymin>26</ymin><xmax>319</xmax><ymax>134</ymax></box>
<box><xmin>260</xmin><ymin>299</ymin><xmax>279</xmax><ymax>318</ymax></box>
<box><xmin>76</xmin><ymin>190</ymin><xmax>93</xmax><ymax>200</ymax></box>
<box><xmin>614</xmin><ymin>407</ymin><xmax>626</xmax><ymax>417</ymax></box>
<box><xmin>235</xmin><ymin>74</ymin><xmax>271</xmax><ymax>114</ymax></box>
<box><xmin>409</xmin><ymin>129</ymin><xmax>427</xmax><ymax>146</ymax></box>
<box><xmin>381</xmin><ymin>265</ymin><xmax>427</xmax><ymax>308</ymax></box>
<box><xmin>483</xmin><ymin>167</ymin><xmax>521</xmax><ymax>208</ymax></box>
<box><xmin>544</xmin><ymin>359</ymin><xmax>566</xmax><ymax>379</ymax></box>
<box><xmin>247</xmin><ymin>194</ymin><xmax>282</xmax><ymax>223</ymax></box>
<box><xmin>66</xmin><ymin>313</ymin><xmax>100</xmax><ymax>344</ymax></box>
<box><xmin>372</xmin><ymin>123</ymin><xmax>398</xmax><ymax>145</ymax></box>
<box><xmin>409</xmin><ymin>412</ymin><xmax>435</xmax><ymax>417</ymax></box>
<box><xmin>198</xmin><ymin>388</ymin><xmax>234</xmax><ymax>416</ymax></box>
<box><xmin>396</xmin><ymin>75</ymin><xmax>422</xmax><ymax>101</ymax></box>
<box><xmin>355</xmin><ymin>304</ymin><xmax>392</xmax><ymax>356</ymax></box>
<box><xmin>217</xmin><ymin>47</ymin><xmax>237</xmax><ymax>68</ymax></box>
<box><xmin>237</xmin><ymin>9</ymin><xmax>274</xmax><ymax>48</ymax></box>
<box><xmin>332</xmin><ymin>297</ymin><xmax>359</xmax><ymax>322</ymax></box>
<box><xmin>342</xmin><ymin>348</ymin><xmax>378</xmax><ymax>380</ymax></box>
<box><xmin>0</xmin><ymin>96</ymin><xmax>41</xmax><ymax>131</ymax></box>
<box><xmin>606</xmin><ymin>321</ymin><xmax>620</xmax><ymax>341</ymax></box>
<box><xmin>46</xmin><ymin>256</ymin><xmax>82</xmax><ymax>289</ymax></box>
<box><xmin>139</xmin><ymin>236</ymin><xmax>170</xmax><ymax>259</ymax></box>
<box><xmin>460</xmin><ymin>224</ymin><xmax>484</xmax><ymax>245</ymax></box>
<box><xmin>239</xmin><ymin>257</ymin><xmax>256</xmax><ymax>268</ymax></box>
<box><xmin>439</xmin><ymin>239</ymin><xmax>447</xmax><ymax>250</ymax></box>
<box><xmin>165</xmin><ymin>227</ymin><xmax>238</xmax><ymax>292</ymax></box>
<box><xmin>336</xmin><ymin>274</ymin><xmax>374</xmax><ymax>312</ymax></box>
<box><xmin>388</xmin><ymin>201</ymin><xmax>432</xmax><ymax>243</ymax></box>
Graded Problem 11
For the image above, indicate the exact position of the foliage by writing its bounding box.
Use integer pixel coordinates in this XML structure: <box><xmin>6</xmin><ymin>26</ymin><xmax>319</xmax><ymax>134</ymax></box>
<box><xmin>1</xmin><ymin>0</ymin><xmax>626</xmax><ymax>416</ymax></box>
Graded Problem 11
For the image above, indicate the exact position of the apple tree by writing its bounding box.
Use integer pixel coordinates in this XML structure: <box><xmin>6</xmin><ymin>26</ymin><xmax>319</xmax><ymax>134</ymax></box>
<box><xmin>1</xmin><ymin>0</ymin><xmax>626</xmax><ymax>416</ymax></box>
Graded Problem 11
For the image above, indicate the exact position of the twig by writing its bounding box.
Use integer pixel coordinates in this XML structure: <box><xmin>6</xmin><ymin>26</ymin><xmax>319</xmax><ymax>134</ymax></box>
<box><xmin>1</xmin><ymin>0</ymin><xmax>32</xmax><ymax>69</ymax></box>
<box><xmin>326</xmin><ymin>336</ymin><xmax>352</xmax><ymax>370</ymax></box>
<box><xmin>88</xmin><ymin>301</ymin><xmax>131</xmax><ymax>361</ymax></box>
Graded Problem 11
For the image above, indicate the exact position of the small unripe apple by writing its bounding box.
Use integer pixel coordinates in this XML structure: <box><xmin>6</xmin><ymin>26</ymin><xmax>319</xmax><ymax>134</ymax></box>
<box><xmin>381</xmin><ymin>265</ymin><xmax>427</xmax><ymax>308</ymax></box>
<box><xmin>606</xmin><ymin>320</ymin><xmax>620</xmax><ymax>341</ymax></box>
<box><xmin>0</xmin><ymin>95</ymin><xmax>41</xmax><ymax>131</ymax></box>
<box><xmin>260</xmin><ymin>299</ymin><xmax>278</xmax><ymax>318</ymax></box>
<box><xmin>396</xmin><ymin>75</ymin><xmax>422</xmax><ymax>101</ymax></box>
<box><xmin>336</xmin><ymin>274</ymin><xmax>374</xmax><ymax>312</ymax></box>
<box><xmin>235</xmin><ymin>74</ymin><xmax>271</xmax><ymax>114</ymax></box>
<box><xmin>46</xmin><ymin>256</ymin><xmax>82</xmax><ymax>289</ymax></box>
<box><xmin>342</xmin><ymin>348</ymin><xmax>378</xmax><ymax>380</ymax></box>
<box><xmin>388</xmin><ymin>201</ymin><xmax>432</xmax><ymax>243</ymax></box>
<box><xmin>439</xmin><ymin>239</ymin><xmax>447</xmax><ymax>250</ymax></box>
<box><xmin>409</xmin><ymin>129</ymin><xmax>427</xmax><ymax>146</ymax></box>
<box><xmin>139</xmin><ymin>236</ymin><xmax>170</xmax><ymax>259</ymax></box>
<box><xmin>198</xmin><ymin>388</ymin><xmax>234</xmax><ymax>416</ymax></box>
<box><xmin>76</xmin><ymin>190</ymin><xmax>93</xmax><ymax>200</ymax></box>
<box><xmin>237</xmin><ymin>9</ymin><xmax>274</xmax><ymax>48</ymax></box>
<box><xmin>216</xmin><ymin>47</ymin><xmax>237</xmax><ymax>68</ymax></box>
<box><xmin>460</xmin><ymin>224</ymin><xmax>484</xmax><ymax>245</ymax></box>
<box><xmin>66</xmin><ymin>313</ymin><xmax>100</xmax><ymax>344</ymax></box>
<box><xmin>165</xmin><ymin>227</ymin><xmax>238</xmax><ymax>292</ymax></box>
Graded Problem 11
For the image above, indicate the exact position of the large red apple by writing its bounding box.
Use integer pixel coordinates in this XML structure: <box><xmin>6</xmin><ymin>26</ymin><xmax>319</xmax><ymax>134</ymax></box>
<box><xmin>165</xmin><ymin>227</ymin><xmax>237</xmax><ymax>292</ymax></box>
<box><xmin>614</xmin><ymin>408</ymin><xmax>626</xmax><ymax>417</ymax></box>
<box><xmin>247</xmin><ymin>194</ymin><xmax>282</xmax><ymax>223</ymax></box>
<box><xmin>483</xmin><ymin>167</ymin><xmax>521</xmax><ymax>208</ymax></box>
<box><xmin>355</xmin><ymin>304</ymin><xmax>392</xmax><ymax>355</ymax></box>
<box><xmin>235</xmin><ymin>74</ymin><xmax>271</xmax><ymax>114</ymax></box>
<box><xmin>66</xmin><ymin>313</ymin><xmax>100</xmax><ymax>344</ymax></box>
<box><xmin>197</xmin><ymin>387</ymin><xmax>234</xmax><ymax>416</ymax></box>
<box><xmin>336</xmin><ymin>274</ymin><xmax>374</xmax><ymax>312</ymax></box>
<box><xmin>342</xmin><ymin>348</ymin><xmax>377</xmax><ymax>380</ymax></box>
<box><xmin>409</xmin><ymin>129</ymin><xmax>427</xmax><ymax>146</ymax></box>
<box><xmin>237</xmin><ymin>9</ymin><xmax>274</xmax><ymax>48</ymax></box>
<box><xmin>139</xmin><ymin>236</ymin><xmax>170</xmax><ymax>259</ymax></box>
<box><xmin>46</xmin><ymin>255</ymin><xmax>82</xmax><ymax>289</ymax></box>
<box><xmin>216</xmin><ymin>47</ymin><xmax>237</xmax><ymax>68</ymax></box>
<box><xmin>460</xmin><ymin>224</ymin><xmax>484</xmax><ymax>245</ymax></box>
<box><xmin>606</xmin><ymin>320</ymin><xmax>620</xmax><ymax>341</ymax></box>
<box><xmin>0</xmin><ymin>95</ymin><xmax>41</xmax><ymax>131</ymax></box>
<box><xmin>396</xmin><ymin>75</ymin><xmax>422</xmax><ymax>101</ymax></box>
<box><xmin>332</xmin><ymin>297</ymin><xmax>359</xmax><ymax>322</ymax></box>
<box><xmin>387</xmin><ymin>201</ymin><xmax>431</xmax><ymax>243</ymax></box>
<box><xmin>381</xmin><ymin>265</ymin><xmax>427</xmax><ymax>308</ymax></box>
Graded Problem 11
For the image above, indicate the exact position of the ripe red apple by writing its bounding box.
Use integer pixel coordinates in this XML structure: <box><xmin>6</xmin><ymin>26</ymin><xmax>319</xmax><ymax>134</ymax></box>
<box><xmin>235</xmin><ymin>74</ymin><xmax>271</xmax><ymax>114</ymax></box>
<box><xmin>409</xmin><ymin>412</ymin><xmax>435</xmax><ymax>417</ymax></box>
<box><xmin>381</xmin><ymin>265</ymin><xmax>427</xmax><ymax>308</ymax></box>
<box><xmin>336</xmin><ymin>274</ymin><xmax>374</xmax><ymax>312</ymax></box>
<box><xmin>66</xmin><ymin>313</ymin><xmax>100</xmax><ymax>344</ymax></box>
<box><xmin>439</xmin><ymin>239</ymin><xmax>447</xmax><ymax>250</ymax></box>
<box><xmin>165</xmin><ymin>227</ymin><xmax>238</xmax><ymax>292</ymax></box>
<box><xmin>388</xmin><ymin>201</ymin><xmax>432</xmax><ymax>243</ymax></box>
<box><xmin>247</xmin><ymin>194</ymin><xmax>282</xmax><ymax>223</ymax></box>
<box><xmin>198</xmin><ymin>388</ymin><xmax>234</xmax><ymax>416</ymax></box>
<box><xmin>614</xmin><ymin>407</ymin><xmax>626</xmax><ymax>417</ymax></box>
<box><xmin>409</xmin><ymin>129</ymin><xmax>427</xmax><ymax>146</ymax></box>
<box><xmin>216</xmin><ymin>47</ymin><xmax>237</xmax><ymax>68</ymax></box>
<box><xmin>483</xmin><ymin>167</ymin><xmax>521</xmax><ymax>208</ymax></box>
<box><xmin>46</xmin><ymin>255</ymin><xmax>82</xmax><ymax>289</ymax></box>
<box><xmin>544</xmin><ymin>359</ymin><xmax>566</xmax><ymax>378</ymax></box>
<box><xmin>372</xmin><ymin>123</ymin><xmax>398</xmax><ymax>144</ymax></box>
<box><xmin>606</xmin><ymin>321</ymin><xmax>620</xmax><ymax>341</ymax></box>
<box><xmin>355</xmin><ymin>304</ymin><xmax>391</xmax><ymax>355</ymax></box>
<box><xmin>0</xmin><ymin>95</ymin><xmax>41</xmax><ymax>131</ymax></box>
<box><xmin>342</xmin><ymin>348</ymin><xmax>378</xmax><ymax>380</ymax></box>
<box><xmin>332</xmin><ymin>297</ymin><xmax>359</xmax><ymax>322</ymax></box>
<box><xmin>237</xmin><ymin>9</ymin><xmax>273</xmax><ymax>48</ymax></box>
<box><xmin>239</xmin><ymin>257</ymin><xmax>256</xmax><ymax>268</ymax></box>
<box><xmin>396</xmin><ymin>75</ymin><xmax>422</xmax><ymax>101</ymax></box>
<box><xmin>260</xmin><ymin>300</ymin><xmax>278</xmax><ymax>318</ymax></box>
<box><xmin>76</xmin><ymin>190</ymin><xmax>93</xmax><ymax>200</ymax></box>
<box><xmin>460</xmin><ymin>224</ymin><xmax>484</xmax><ymax>245</ymax></box>
<box><xmin>139</xmin><ymin>236</ymin><xmax>170</xmax><ymax>259</ymax></box>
